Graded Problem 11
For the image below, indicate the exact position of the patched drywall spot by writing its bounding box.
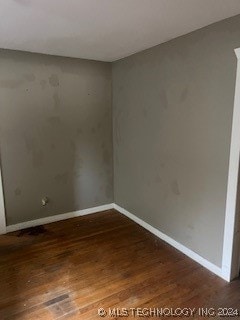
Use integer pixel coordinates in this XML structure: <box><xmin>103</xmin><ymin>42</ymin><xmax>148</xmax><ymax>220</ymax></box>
<box><xmin>55</xmin><ymin>172</ymin><xmax>69</xmax><ymax>184</ymax></box>
<box><xmin>40</xmin><ymin>79</ymin><xmax>47</xmax><ymax>90</ymax></box>
<box><xmin>49</xmin><ymin>74</ymin><xmax>59</xmax><ymax>87</ymax></box>
<box><xmin>53</xmin><ymin>92</ymin><xmax>60</xmax><ymax>110</ymax></box>
<box><xmin>171</xmin><ymin>180</ymin><xmax>180</xmax><ymax>196</ymax></box>
<box><xmin>180</xmin><ymin>88</ymin><xmax>188</xmax><ymax>102</ymax></box>
<box><xmin>0</xmin><ymin>79</ymin><xmax>24</xmax><ymax>88</ymax></box>
<box><xmin>14</xmin><ymin>188</ymin><xmax>22</xmax><ymax>196</ymax></box>
<box><xmin>24</xmin><ymin>74</ymin><xmax>35</xmax><ymax>82</ymax></box>
<box><xmin>47</xmin><ymin>116</ymin><xmax>61</xmax><ymax>126</ymax></box>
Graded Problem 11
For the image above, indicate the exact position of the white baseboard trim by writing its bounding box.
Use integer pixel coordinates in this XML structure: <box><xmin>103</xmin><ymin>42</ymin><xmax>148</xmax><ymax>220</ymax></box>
<box><xmin>114</xmin><ymin>204</ymin><xmax>224</xmax><ymax>280</ymax></box>
<box><xmin>5</xmin><ymin>202</ymin><xmax>226</xmax><ymax>281</ymax></box>
<box><xmin>6</xmin><ymin>203</ymin><xmax>114</xmax><ymax>233</ymax></box>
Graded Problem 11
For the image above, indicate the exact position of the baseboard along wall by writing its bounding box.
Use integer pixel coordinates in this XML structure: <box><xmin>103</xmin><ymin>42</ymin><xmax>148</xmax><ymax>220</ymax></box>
<box><xmin>5</xmin><ymin>202</ymin><xmax>226</xmax><ymax>281</ymax></box>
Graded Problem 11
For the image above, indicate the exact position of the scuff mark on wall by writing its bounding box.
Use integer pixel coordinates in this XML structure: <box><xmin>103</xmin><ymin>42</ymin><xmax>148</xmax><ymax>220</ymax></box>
<box><xmin>49</xmin><ymin>74</ymin><xmax>59</xmax><ymax>87</ymax></box>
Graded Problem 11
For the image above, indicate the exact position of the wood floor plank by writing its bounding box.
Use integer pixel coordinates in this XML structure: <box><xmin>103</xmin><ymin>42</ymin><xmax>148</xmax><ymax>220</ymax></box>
<box><xmin>0</xmin><ymin>209</ymin><xmax>239</xmax><ymax>319</ymax></box>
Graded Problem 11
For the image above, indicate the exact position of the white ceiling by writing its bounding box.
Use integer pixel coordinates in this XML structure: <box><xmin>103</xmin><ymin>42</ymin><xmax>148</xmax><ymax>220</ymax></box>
<box><xmin>0</xmin><ymin>0</ymin><xmax>240</xmax><ymax>62</ymax></box>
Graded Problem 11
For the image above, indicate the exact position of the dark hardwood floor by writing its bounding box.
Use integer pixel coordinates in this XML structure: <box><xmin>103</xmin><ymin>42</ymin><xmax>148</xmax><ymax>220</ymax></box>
<box><xmin>0</xmin><ymin>209</ymin><xmax>239</xmax><ymax>319</ymax></box>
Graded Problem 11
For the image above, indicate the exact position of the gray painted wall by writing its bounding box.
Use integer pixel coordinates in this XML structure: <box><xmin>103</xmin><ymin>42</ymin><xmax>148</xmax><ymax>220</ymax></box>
<box><xmin>0</xmin><ymin>49</ymin><xmax>113</xmax><ymax>225</ymax></box>
<box><xmin>112</xmin><ymin>15</ymin><xmax>240</xmax><ymax>267</ymax></box>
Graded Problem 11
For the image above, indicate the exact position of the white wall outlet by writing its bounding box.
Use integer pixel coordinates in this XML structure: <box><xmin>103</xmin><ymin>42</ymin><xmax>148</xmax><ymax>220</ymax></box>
<box><xmin>41</xmin><ymin>197</ymin><xmax>49</xmax><ymax>206</ymax></box>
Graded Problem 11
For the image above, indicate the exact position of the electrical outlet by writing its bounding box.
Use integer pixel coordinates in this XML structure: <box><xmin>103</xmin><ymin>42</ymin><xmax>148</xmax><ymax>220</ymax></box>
<box><xmin>41</xmin><ymin>197</ymin><xmax>49</xmax><ymax>206</ymax></box>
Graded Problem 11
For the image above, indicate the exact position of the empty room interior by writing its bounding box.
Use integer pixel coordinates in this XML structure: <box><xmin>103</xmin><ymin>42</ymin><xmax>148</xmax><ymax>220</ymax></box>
<box><xmin>2</xmin><ymin>0</ymin><xmax>240</xmax><ymax>319</ymax></box>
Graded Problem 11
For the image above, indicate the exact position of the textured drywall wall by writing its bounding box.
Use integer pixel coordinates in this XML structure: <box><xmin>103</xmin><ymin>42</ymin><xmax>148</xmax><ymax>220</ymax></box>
<box><xmin>0</xmin><ymin>49</ymin><xmax>113</xmax><ymax>225</ymax></box>
<box><xmin>112</xmin><ymin>15</ymin><xmax>240</xmax><ymax>267</ymax></box>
